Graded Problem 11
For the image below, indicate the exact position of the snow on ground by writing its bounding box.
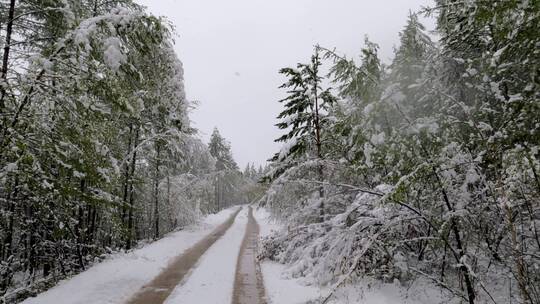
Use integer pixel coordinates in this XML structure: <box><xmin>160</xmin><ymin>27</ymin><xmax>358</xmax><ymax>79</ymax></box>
<box><xmin>22</xmin><ymin>206</ymin><xmax>240</xmax><ymax>304</ymax></box>
<box><xmin>254</xmin><ymin>207</ymin><xmax>323</xmax><ymax>304</ymax></box>
<box><xmin>165</xmin><ymin>207</ymin><xmax>248</xmax><ymax>304</ymax></box>
<box><xmin>261</xmin><ymin>261</ymin><xmax>324</xmax><ymax>304</ymax></box>
<box><xmin>253</xmin><ymin>207</ymin><xmax>280</xmax><ymax>238</ymax></box>
<box><xmin>253</xmin><ymin>207</ymin><xmax>448</xmax><ymax>304</ymax></box>
<box><xmin>323</xmin><ymin>280</ymin><xmax>449</xmax><ymax>304</ymax></box>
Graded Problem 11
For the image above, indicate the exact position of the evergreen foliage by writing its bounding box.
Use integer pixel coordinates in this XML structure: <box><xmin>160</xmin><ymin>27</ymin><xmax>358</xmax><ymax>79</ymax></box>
<box><xmin>272</xmin><ymin>50</ymin><xmax>336</xmax><ymax>163</ymax></box>
<box><xmin>261</xmin><ymin>2</ymin><xmax>540</xmax><ymax>303</ymax></box>
<box><xmin>208</xmin><ymin>127</ymin><xmax>239</xmax><ymax>171</ymax></box>
<box><xmin>0</xmin><ymin>1</ymin><xmax>249</xmax><ymax>301</ymax></box>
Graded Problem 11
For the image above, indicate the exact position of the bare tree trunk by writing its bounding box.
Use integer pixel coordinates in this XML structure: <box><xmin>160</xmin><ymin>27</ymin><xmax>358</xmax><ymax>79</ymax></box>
<box><xmin>75</xmin><ymin>180</ymin><xmax>86</xmax><ymax>270</ymax></box>
<box><xmin>312</xmin><ymin>51</ymin><xmax>324</xmax><ymax>222</ymax></box>
<box><xmin>432</xmin><ymin>168</ymin><xmax>476</xmax><ymax>304</ymax></box>
<box><xmin>127</xmin><ymin>191</ymin><xmax>135</xmax><ymax>249</ymax></box>
<box><xmin>440</xmin><ymin>243</ymin><xmax>447</xmax><ymax>282</ymax></box>
<box><xmin>0</xmin><ymin>0</ymin><xmax>16</xmax><ymax>111</ymax></box>
<box><xmin>121</xmin><ymin>124</ymin><xmax>134</xmax><ymax>225</ymax></box>
<box><xmin>1</xmin><ymin>176</ymin><xmax>18</xmax><ymax>290</ymax></box>
<box><xmin>87</xmin><ymin>205</ymin><xmax>97</xmax><ymax>245</ymax></box>
<box><xmin>2</xmin><ymin>183</ymin><xmax>16</xmax><ymax>263</ymax></box>
<box><xmin>166</xmin><ymin>175</ymin><xmax>172</xmax><ymax>229</ymax></box>
<box><xmin>504</xmin><ymin>202</ymin><xmax>532</xmax><ymax>304</ymax></box>
<box><xmin>25</xmin><ymin>203</ymin><xmax>36</xmax><ymax>278</ymax></box>
<box><xmin>215</xmin><ymin>175</ymin><xmax>220</xmax><ymax>212</ymax></box>
<box><xmin>313</xmin><ymin>80</ymin><xmax>321</xmax><ymax>160</ymax></box>
<box><xmin>126</xmin><ymin>126</ymin><xmax>139</xmax><ymax>249</ymax></box>
<box><xmin>153</xmin><ymin>144</ymin><xmax>161</xmax><ymax>239</ymax></box>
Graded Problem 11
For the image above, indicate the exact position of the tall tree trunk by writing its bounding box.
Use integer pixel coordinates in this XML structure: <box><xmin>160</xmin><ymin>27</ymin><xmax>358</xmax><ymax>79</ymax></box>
<box><xmin>153</xmin><ymin>144</ymin><xmax>161</xmax><ymax>239</ymax></box>
<box><xmin>215</xmin><ymin>175</ymin><xmax>220</xmax><ymax>212</ymax></box>
<box><xmin>167</xmin><ymin>175</ymin><xmax>171</xmax><ymax>228</ymax></box>
<box><xmin>312</xmin><ymin>51</ymin><xmax>324</xmax><ymax>222</ymax></box>
<box><xmin>126</xmin><ymin>126</ymin><xmax>139</xmax><ymax>249</ymax></box>
<box><xmin>0</xmin><ymin>0</ymin><xmax>16</xmax><ymax>111</ymax></box>
<box><xmin>86</xmin><ymin>204</ymin><xmax>97</xmax><ymax>246</ymax></box>
<box><xmin>218</xmin><ymin>176</ymin><xmax>222</xmax><ymax>211</ymax></box>
<box><xmin>1</xmin><ymin>184</ymin><xmax>16</xmax><ymax>289</ymax></box>
<box><xmin>313</xmin><ymin>86</ymin><xmax>321</xmax><ymax>159</ymax></box>
<box><xmin>127</xmin><ymin>190</ymin><xmax>135</xmax><ymax>249</ymax></box>
<box><xmin>25</xmin><ymin>203</ymin><xmax>36</xmax><ymax>277</ymax></box>
<box><xmin>75</xmin><ymin>180</ymin><xmax>86</xmax><ymax>270</ymax></box>
<box><xmin>2</xmin><ymin>177</ymin><xmax>18</xmax><ymax>262</ymax></box>
<box><xmin>121</xmin><ymin>124</ymin><xmax>133</xmax><ymax>225</ymax></box>
<box><xmin>42</xmin><ymin>199</ymin><xmax>57</xmax><ymax>279</ymax></box>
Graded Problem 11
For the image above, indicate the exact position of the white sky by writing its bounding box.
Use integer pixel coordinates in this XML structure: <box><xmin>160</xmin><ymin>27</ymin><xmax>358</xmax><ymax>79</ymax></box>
<box><xmin>136</xmin><ymin>0</ymin><xmax>435</xmax><ymax>168</ymax></box>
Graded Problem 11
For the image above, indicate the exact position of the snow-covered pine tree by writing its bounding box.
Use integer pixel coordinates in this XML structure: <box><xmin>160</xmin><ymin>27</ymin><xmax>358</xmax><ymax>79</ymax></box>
<box><xmin>271</xmin><ymin>49</ymin><xmax>336</xmax><ymax>163</ymax></box>
<box><xmin>318</xmin><ymin>37</ymin><xmax>383</xmax><ymax>173</ymax></box>
<box><xmin>207</xmin><ymin>127</ymin><xmax>243</xmax><ymax>210</ymax></box>
<box><xmin>209</xmin><ymin>127</ymin><xmax>238</xmax><ymax>171</ymax></box>
<box><xmin>267</xmin><ymin>49</ymin><xmax>337</xmax><ymax>222</ymax></box>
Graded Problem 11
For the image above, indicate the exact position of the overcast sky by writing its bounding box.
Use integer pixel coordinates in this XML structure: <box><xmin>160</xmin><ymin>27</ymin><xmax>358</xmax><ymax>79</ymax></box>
<box><xmin>136</xmin><ymin>0</ymin><xmax>435</xmax><ymax>169</ymax></box>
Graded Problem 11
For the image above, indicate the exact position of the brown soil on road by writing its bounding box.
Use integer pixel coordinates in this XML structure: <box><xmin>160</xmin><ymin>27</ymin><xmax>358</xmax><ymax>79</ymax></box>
<box><xmin>232</xmin><ymin>206</ymin><xmax>267</xmax><ymax>304</ymax></box>
<box><xmin>126</xmin><ymin>208</ymin><xmax>242</xmax><ymax>304</ymax></box>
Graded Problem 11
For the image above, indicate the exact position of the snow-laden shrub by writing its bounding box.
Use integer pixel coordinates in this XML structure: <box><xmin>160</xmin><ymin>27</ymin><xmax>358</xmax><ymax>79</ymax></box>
<box><xmin>261</xmin><ymin>180</ymin><xmax>414</xmax><ymax>286</ymax></box>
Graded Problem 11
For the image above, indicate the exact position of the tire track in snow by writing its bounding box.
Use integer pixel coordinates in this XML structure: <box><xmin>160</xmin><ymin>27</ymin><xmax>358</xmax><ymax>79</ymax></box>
<box><xmin>163</xmin><ymin>207</ymin><xmax>249</xmax><ymax>304</ymax></box>
<box><xmin>232</xmin><ymin>206</ymin><xmax>267</xmax><ymax>304</ymax></box>
<box><xmin>126</xmin><ymin>207</ymin><xmax>242</xmax><ymax>304</ymax></box>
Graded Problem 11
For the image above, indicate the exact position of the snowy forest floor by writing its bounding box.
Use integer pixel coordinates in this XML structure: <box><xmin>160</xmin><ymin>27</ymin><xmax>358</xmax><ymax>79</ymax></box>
<box><xmin>20</xmin><ymin>206</ymin><xmax>449</xmax><ymax>304</ymax></box>
<box><xmin>254</xmin><ymin>209</ymin><xmax>450</xmax><ymax>304</ymax></box>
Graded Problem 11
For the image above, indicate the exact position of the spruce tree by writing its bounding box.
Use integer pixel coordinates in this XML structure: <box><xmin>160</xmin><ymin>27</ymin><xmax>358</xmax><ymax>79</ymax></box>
<box><xmin>208</xmin><ymin>127</ymin><xmax>238</xmax><ymax>171</ymax></box>
<box><xmin>270</xmin><ymin>49</ymin><xmax>337</xmax><ymax>222</ymax></box>
<box><xmin>272</xmin><ymin>49</ymin><xmax>336</xmax><ymax>162</ymax></box>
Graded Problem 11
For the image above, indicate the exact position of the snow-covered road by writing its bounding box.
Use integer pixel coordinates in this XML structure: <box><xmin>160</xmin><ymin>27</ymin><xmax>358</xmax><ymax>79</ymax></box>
<box><xmin>127</xmin><ymin>208</ymin><xmax>243</xmax><ymax>303</ymax></box>
<box><xmin>164</xmin><ymin>208</ymin><xmax>247</xmax><ymax>303</ymax></box>
<box><xmin>24</xmin><ymin>205</ymin><xmax>388</xmax><ymax>304</ymax></box>
<box><xmin>21</xmin><ymin>207</ymin><xmax>241</xmax><ymax>304</ymax></box>
<box><xmin>22</xmin><ymin>206</ymin><xmax>278</xmax><ymax>304</ymax></box>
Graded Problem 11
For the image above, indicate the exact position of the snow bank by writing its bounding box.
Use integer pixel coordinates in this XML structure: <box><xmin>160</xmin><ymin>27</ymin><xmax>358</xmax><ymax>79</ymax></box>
<box><xmin>323</xmin><ymin>280</ymin><xmax>449</xmax><ymax>304</ymax></box>
<box><xmin>255</xmin><ymin>208</ymin><xmax>323</xmax><ymax>304</ymax></box>
<box><xmin>261</xmin><ymin>261</ymin><xmax>323</xmax><ymax>304</ymax></box>
<box><xmin>253</xmin><ymin>207</ymin><xmax>280</xmax><ymax>238</ymax></box>
<box><xmin>254</xmin><ymin>207</ymin><xmax>449</xmax><ymax>304</ymax></box>
<box><xmin>165</xmin><ymin>207</ymin><xmax>248</xmax><ymax>304</ymax></box>
<box><xmin>21</xmin><ymin>207</ymin><xmax>239</xmax><ymax>304</ymax></box>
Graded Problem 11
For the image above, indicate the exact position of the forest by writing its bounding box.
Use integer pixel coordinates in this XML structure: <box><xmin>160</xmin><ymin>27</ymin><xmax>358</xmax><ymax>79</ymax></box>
<box><xmin>260</xmin><ymin>1</ymin><xmax>539</xmax><ymax>304</ymax></box>
<box><xmin>0</xmin><ymin>0</ymin><xmax>539</xmax><ymax>304</ymax></box>
<box><xmin>0</xmin><ymin>1</ymin><xmax>265</xmax><ymax>301</ymax></box>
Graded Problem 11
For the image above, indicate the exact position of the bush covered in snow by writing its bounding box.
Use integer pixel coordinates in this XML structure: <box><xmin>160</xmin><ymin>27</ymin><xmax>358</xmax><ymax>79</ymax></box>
<box><xmin>261</xmin><ymin>3</ymin><xmax>540</xmax><ymax>304</ymax></box>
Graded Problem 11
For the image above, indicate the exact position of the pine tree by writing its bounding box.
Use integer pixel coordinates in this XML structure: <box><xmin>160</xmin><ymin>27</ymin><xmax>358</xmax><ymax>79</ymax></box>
<box><xmin>269</xmin><ymin>49</ymin><xmax>337</xmax><ymax>222</ymax></box>
<box><xmin>272</xmin><ymin>49</ymin><xmax>336</xmax><ymax>162</ymax></box>
<box><xmin>208</xmin><ymin>127</ymin><xmax>238</xmax><ymax>171</ymax></box>
<box><xmin>319</xmin><ymin>38</ymin><xmax>383</xmax><ymax>170</ymax></box>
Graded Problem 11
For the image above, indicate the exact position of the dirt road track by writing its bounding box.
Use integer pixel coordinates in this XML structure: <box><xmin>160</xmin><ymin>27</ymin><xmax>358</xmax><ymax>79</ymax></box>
<box><xmin>126</xmin><ymin>208</ymin><xmax>241</xmax><ymax>304</ymax></box>
<box><xmin>232</xmin><ymin>207</ymin><xmax>266</xmax><ymax>304</ymax></box>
